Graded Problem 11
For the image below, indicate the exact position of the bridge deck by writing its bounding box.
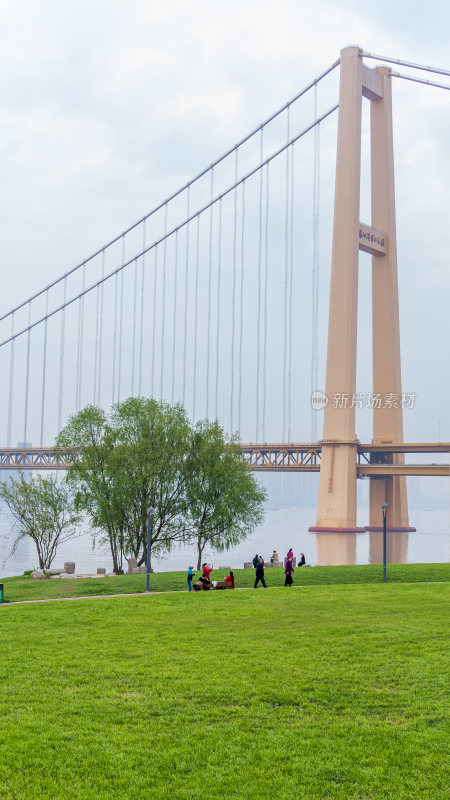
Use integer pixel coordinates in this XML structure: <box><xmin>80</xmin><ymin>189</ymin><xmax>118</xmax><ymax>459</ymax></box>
<box><xmin>0</xmin><ymin>443</ymin><xmax>448</xmax><ymax>476</ymax></box>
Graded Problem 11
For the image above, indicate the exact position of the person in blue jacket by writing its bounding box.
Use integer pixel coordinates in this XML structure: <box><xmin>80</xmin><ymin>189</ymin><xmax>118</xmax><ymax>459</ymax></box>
<box><xmin>187</xmin><ymin>565</ymin><xmax>196</xmax><ymax>591</ymax></box>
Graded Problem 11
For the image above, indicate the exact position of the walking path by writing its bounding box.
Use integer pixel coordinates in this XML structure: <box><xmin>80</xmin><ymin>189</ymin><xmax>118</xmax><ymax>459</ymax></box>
<box><xmin>1</xmin><ymin>581</ymin><xmax>446</xmax><ymax>607</ymax></box>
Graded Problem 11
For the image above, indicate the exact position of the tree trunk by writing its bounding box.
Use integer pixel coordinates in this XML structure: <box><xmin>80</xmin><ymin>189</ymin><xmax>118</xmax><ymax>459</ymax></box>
<box><xmin>196</xmin><ymin>537</ymin><xmax>204</xmax><ymax>571</ymax></box>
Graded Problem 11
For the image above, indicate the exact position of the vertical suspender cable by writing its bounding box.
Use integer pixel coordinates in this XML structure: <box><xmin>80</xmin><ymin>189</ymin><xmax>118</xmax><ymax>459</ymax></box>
<box><xmin>112</xmin><ymin>270</ymin><xmax>119</xmax><ymax>405</ymax></box>
<box><xmin>97</xmin><ymin>250</ymin><xmax>105</xmax><ymax>407</ymax></box>
<box><xmin>131</xmin><ymin>257</ymin><xmax>138</xmax><ymax>396</ymax></box>
<box><xmin>151</xmin><ymin>245</ymin><xmax>158</xmax><ymax>398</ymax></box>
<box><xmin>39</xmin><ymin>290</ymin><xmax>49</xmax><ymax>446</ymax></box>
<box><xmin>287</xmin><ymin>143</ymin><xmax>295</xmax><ymax>442</ymax></box>
<box><xmin>58</xmin><ymin>278</ymin><xmax>67</xmax><ymax>432</ymax></box>
<box><xmin>192</xmin><ymin>215</ymin><xmax>200</xmax><ymax>423</ymax></box>
<box><xmin>171</xmin><ymin>230</ymin><xmax>179</xmax><ymax>404</ymax></box>
<box><xmin>138</xmin><ymin>222</ymin><xmax>146</xmax><ymax>397</ymax></box>
<box><xmin>230</xmin><ymin>148</ymin><xmax>238</xmax><ymax>434</ymax></box>
<box><xmin>117</xmin><ymin>236</ymin><xmax>125</xmax><ymax>402</ymax></box>
<box><xmin>214</xmin><ymin>197</ymin><xmax>222</xmax><ymax>421</ymax></box>
<box><xmin>160</xmin><ymin>203</ymin><xmax>168</xmax><ymax>400</ymax></box>
<box><xmin>76</xmin><ymin>264</ymin><xmax>86</xmax><ymax>412</ymax></box>
<box><xmin>182</xmin><ymin>186</ymin><xmax>190</xmax><ymax>406</ymax></box>
<box><xmin>23</xmin><ymin>302</ymin><xmax>31</xmax><ymax>445</ymax></box>
<box><xmin>7</xmin><ymin>313</ymin><xmax>15</xmax><ymax>446</ymax></box>
<box><xmin>238</xmin><ymin>181</ymin><xmax>245</xmax><ymax>435</ymax></box>
<box><xmin>315</xmin><ymin>120</ymin><xmax>320</xmax><ymax>433</ymax></box>
<box><xmin>255</xmin><ymin>129</ymin><xmax>264</xmax><ymax>441</ymax></box>
<box><xmin>311</xmin><ymin>83</ymin><xmax>320</xmax><ymax>442</ymax></box>
<box><xmin>93</xmin><ymin>267</ymin><xmax>101</xmax><ymax>405</ymax></box>
<box><xmin>262</xmin><ymin>161</ymin><xmax>270</xmax><ymax>442</ymax></box>
<box><xmin>282</xmin><ymin>107</ymin><xmax>291</xmax><ymax>442</ymax></box>
<box><xmin>206</xmin><ymin>168</ymin><xmax>214</xmax><ymax>418</ymax></box>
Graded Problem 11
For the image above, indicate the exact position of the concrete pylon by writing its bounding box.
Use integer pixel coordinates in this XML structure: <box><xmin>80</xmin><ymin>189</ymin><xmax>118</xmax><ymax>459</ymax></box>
<box><xmin>310</xmin><ymin>47</ymin><xmax>413</xmax><ymax>534</ymax></box>
<box><xmin>312</xmin><ymin>46</ymin><xmax>364</xmax><ymax>532</ymax></box>
<box><xmin>368</xmin><ymin>66</ymin><xmax>413</xmax><ymax>532</ymax></box>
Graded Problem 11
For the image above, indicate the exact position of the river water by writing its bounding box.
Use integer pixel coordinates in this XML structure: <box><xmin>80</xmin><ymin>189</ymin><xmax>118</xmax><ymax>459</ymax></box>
<box><xmin>1</xmin><ymin>482</ymin><xmax>448</xmax><ymax>577</ymax></box>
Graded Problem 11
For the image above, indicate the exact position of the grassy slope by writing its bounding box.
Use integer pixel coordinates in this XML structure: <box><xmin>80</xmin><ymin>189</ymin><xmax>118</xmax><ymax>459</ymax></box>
<box><xmin>1</xmin><ymin>562</ymin><xmax>449</xmax><ymax>603</ymax></box>
<box><xmin>0</xmin><ymin>583</ymin><xmax>448</xmax><ymax>800</ymax></box>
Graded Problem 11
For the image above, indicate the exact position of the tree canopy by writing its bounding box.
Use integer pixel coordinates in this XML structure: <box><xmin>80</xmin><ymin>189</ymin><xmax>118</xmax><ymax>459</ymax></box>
<box><xmin>0</xmin><ymin>472</ymin><xmax>81</xmax><ymax>569</ymax></box>
<box><xmin>56</xmin><ymin>397</ymin><xmax>192</xmax><ymax>572</ymax></box>
<box><xmin>184</xmin><ymin>420</ymin><xmax>266</xmax><ymax>569</ymax></box>
<box><xmin>56</xmin><ymin>398</ymin><xmax>266</xmax><ymax>572</ymax></box>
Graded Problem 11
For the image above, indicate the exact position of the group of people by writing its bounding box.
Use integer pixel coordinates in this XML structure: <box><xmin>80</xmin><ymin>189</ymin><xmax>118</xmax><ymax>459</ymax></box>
<box><xmin>252</xmin><ymin>549</ymin><xmax>306</xmax><ymax>588</ymax></box>
<box><xmin>187</xmin><ymin>549</ymin><xmax>306</xmax><ymax>592</ymax></box>
<box><xmin>187</xmin><ymin>563</ymin><xmax>235</xmax><ymax>591</ymax></box>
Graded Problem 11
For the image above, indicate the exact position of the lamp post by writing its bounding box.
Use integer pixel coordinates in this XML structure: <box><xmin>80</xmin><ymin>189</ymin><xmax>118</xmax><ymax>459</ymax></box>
<box><xmin>146</xmin><ymin>506</ymin><xmax>155</xmax><ymax>592</ymax></box>
<box><xmin>382</xmin><ymin>502</ymin><xmax>389</xmax><ymax>583</ymax></box>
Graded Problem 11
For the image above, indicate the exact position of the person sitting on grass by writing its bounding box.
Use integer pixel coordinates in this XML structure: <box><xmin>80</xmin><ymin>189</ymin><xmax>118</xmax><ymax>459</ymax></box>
<box><xmin>298</xmin><ymin>553</ymin><xmax>306</xmax><ymax>566</ymax></box>
<box><xmin>193</xmin><ymin>575</ymin><xmax>213</xmax><ymax>591</ymax></box>
<box><xmin>224</xmin><ymin>570</ymin><xmax>235</xmax><ymax>589</ymax></box>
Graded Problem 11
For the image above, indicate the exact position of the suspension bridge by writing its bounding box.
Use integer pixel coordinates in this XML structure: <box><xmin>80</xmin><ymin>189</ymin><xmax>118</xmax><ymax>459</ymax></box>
<box><xmin>0</xmin><ymin>46</ymin><xmax>449</xmax><ymax>536</ymax></box>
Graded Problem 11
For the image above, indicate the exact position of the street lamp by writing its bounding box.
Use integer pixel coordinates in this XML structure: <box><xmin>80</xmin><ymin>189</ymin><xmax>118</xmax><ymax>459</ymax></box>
<box><xmin>146</xmin><ymin>506</ymin><xmax>156</xmax><ymax>592</ymax></box>
<box><xmin>382</xmin><ymin>502</ymin><xmax>389</xmax><ymax>583</ymax></box>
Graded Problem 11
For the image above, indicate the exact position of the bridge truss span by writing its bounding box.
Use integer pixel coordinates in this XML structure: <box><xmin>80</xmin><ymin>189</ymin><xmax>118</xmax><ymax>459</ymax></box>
<box><xmin>240</xmin><ymin>443</ymin><xmax>322</xmax><ymax>471</ymax></box>
<box><xmin>0</xmin><ymin>442</ymin><xmax>447</xmax><ymax>477</ymax></box>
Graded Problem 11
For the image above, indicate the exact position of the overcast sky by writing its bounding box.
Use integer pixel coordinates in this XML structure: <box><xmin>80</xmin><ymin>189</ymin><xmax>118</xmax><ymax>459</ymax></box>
<box><xmin>0</xmin><ymin>0</ymin><xmax>448</xmax><ymax>447</ymax></box>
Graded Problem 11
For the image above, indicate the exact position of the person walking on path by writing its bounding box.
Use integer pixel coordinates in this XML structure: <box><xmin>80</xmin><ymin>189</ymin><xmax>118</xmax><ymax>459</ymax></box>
<box><xmin>187</xmin><ymin>566</ymin><xmax>196</xmax><ymax>591</ymax></box>
<box><xmin>284</xmin><ymin>557</ymin><xmax>294</xmax><ymax>586</ymax></box>
<box><xmin>254</xmin><ymin>557</ymin><xmax>267</xmax><ymax>588</ymax></box>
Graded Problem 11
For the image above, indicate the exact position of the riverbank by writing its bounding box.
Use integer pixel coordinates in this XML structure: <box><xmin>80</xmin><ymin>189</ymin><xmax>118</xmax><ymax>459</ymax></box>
<box><xmin>1</xmin><ymin>562</ymin><xmax>449</xmax><ymax>603</ymax></box>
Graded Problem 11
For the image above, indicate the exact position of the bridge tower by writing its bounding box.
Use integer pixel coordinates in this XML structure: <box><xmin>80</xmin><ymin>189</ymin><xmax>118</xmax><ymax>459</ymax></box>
<box><xmin>312</xmin><ymin>46</ymin><xmax>413</xmax><ymax>534</ymax></box>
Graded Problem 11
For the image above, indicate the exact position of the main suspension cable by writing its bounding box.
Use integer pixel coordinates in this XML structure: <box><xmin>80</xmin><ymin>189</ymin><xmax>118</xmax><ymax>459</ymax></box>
<box><xmin>361</xmin><ymin>50</ymin><xmax>450</xmax><ymax>77</ymax></box>
<box><xmin>0</xmin><ymin>105</ymin><xmax>339</xmax><ymax>349</ymax></box>
<box><xmin>390</xmin><ymin>70</ymin><xmax>450</xmax><ymax>91</ymax></box>
<box><xmin>0</xmin><ymin>59</ymin><xmax>340</xmax><ymax>325</ymax></box>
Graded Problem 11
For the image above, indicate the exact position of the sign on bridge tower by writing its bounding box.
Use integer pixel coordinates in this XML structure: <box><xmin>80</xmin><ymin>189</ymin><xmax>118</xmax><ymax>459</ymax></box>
<box><xmin>312</xmin><ymin>46</ymin><xmax>414</xmax><ymax>534</ymax></box>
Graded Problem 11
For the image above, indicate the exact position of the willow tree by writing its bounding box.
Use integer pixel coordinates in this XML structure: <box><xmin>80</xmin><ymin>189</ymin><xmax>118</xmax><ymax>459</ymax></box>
<box><xmin>184</xmin><ymin>420</ymin><xmax>266</xmax><ymax>569</ymax></box>
<box><xmin>56</xmin><ymin>398</ymin><xmax>191</xmax><ymax>571</ymax></box>
<box><xmin>0</xmin><ymin>472</ymin><xmax>81</xmax><ymax>569</ymax></box>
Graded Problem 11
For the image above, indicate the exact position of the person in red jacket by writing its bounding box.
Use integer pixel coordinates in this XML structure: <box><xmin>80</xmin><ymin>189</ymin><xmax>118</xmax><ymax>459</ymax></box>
<box><xmin>202</xmin><ymin>563</ymin><xmax>213</xmax><ymax>581</ymax></box>
<box><xmin>224</xmin><ymin>571</ymin><xmax>235</xmax><ymax>589</ymax></box>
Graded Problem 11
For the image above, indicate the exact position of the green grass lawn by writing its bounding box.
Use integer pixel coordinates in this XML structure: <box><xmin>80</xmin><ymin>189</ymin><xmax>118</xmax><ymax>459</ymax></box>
<box><xmin>2</xmin><ymin>562</ymin><xmax>449</xmax><ymax>603</ymax></box>
<box><xmin>0</xmin><ymin>582</ymin><xmax>448</xmax><ymax>799</ymax></box>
